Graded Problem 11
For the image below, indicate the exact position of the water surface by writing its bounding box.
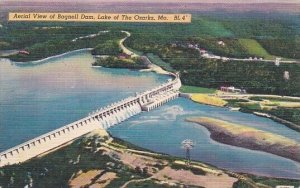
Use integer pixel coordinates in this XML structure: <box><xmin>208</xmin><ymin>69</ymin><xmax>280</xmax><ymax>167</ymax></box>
<box><xmin>1</xmin><ymin>50</ymin><xmax>299</xmax><ymax>179</ymax></box>
<box><xmin>0</xmin><ymin>50</ymin><xmax>169</xmax><ymax>151</ymax></box>
<box><xmin>109</xmin><ymin>98</ymin><xmax>300</xmax><ymax>179</ymax></box>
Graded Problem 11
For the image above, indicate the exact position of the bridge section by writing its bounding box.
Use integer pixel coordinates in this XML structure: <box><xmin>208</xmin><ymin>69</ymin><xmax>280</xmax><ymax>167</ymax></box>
<box><xmin>0</xmin><ymin>73</ymin><xmax>181</xmax><ymax>167</ymax></box>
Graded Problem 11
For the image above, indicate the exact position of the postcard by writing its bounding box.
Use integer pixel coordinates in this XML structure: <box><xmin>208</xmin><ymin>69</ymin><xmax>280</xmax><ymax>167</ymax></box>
<box><xmin>0</xmin><ymin>0</ymin><xmax>299</xmax><ymax>187</ymax></box>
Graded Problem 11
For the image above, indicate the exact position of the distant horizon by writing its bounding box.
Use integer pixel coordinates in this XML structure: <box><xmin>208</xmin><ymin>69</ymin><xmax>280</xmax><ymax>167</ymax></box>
<box><xmin>2</xmin><ymin>0</ymin><xmax>299</xmax><ymax>15</ymax></box>
<box><xmin>2</xmin><ymin>0</ymin><xmax>300</xmax><ymax>3</ymax></box>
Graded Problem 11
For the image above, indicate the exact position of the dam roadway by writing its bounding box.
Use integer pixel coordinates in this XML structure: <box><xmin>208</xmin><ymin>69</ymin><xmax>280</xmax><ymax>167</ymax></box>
<box><xmin>0</xmin><ymin>72</ymin><xmax>181</xmax><ymax>167</ymax></box>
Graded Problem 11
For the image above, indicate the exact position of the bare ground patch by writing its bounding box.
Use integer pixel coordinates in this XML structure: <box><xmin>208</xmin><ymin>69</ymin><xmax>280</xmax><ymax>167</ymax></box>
<box><xmin>153</xmin><ymin>166</ymin><xmax>237</xmax><ymax>188</ymax></box>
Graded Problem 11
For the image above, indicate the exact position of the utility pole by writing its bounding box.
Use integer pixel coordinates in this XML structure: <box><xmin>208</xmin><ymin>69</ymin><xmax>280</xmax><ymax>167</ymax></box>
<box><xmin>181</xmin><ymin>139</ymin><xmax>194</xmax><ymax>166</ymax></box>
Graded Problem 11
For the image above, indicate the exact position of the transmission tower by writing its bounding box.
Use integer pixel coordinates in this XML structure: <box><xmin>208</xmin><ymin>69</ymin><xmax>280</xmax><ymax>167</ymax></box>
<box><xmin>181</xmin><ymin>139</ymin><xmax>195</xmax><ymax>166</ymax></box>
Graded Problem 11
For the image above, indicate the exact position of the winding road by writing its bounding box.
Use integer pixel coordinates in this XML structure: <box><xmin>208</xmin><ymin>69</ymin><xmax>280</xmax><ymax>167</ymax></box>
<box><xmin>120</xmin><ymin>31</ymin><xmax>139</xmax><ymax>57</ymax></box>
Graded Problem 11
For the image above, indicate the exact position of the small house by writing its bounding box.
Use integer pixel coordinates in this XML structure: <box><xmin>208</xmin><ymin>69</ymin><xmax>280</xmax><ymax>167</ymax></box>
<box><xmin>217</xmin><ymin>41</ymin><xmax>225</xmax><ymax>46</ymax></box>
<box><xmin>220</xmin><ymin>86</ymin><xmax>245</xmax><ymax>93</ymax></box>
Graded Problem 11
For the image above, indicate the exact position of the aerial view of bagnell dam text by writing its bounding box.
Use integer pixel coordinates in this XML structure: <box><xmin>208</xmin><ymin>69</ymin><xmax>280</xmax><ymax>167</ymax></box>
<box><xmin>0</xmin><ymin>0</ymin><xmax>299</xmax><ymax>187</ymax></box>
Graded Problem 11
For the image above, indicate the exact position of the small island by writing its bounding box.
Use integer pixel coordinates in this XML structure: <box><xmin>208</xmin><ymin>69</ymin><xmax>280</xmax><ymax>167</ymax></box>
<box><xmin>186</xmin><ymin>117</ymin><xmax>300</xmax><ymax>163</ymax></box>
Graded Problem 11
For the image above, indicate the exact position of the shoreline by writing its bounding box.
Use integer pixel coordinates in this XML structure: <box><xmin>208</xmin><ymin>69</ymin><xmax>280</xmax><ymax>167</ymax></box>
<box><xmin>1</xmin><ymin>53</ymin><xmax>299</xmax><ymax>181</ymax></box>
<box><xmin>64</xmin><ymin>131</ymin><xmax>300</xmax><ymax>181</ymax></box>
<box><xmin>13</xmin><ymin>48</ymin><xmax>93</xmax><ymax>65</ymax></box>
<box><xmin>252</xmin><ymin>111</ymin><xmax>300</xmax><ymax>132</ymax></box>
<box><xmin>2</xmin><ymin>33</ymin><xmax>299</xmax><ymax>182</ymax></box>
<box><xmin>181</xmin><ymin>91</ymin><xmax>300</xmax><ymax>133</ymax></box>
<box><xmin>6</xmin><ymin>30</ymin><xmax>171</xmax><ymax>77</ymax></box>
<box><xmin>186</xmin><ymin>117</ymin><xmax>300</xmax><ymax>163</ymax></box>
<box><xmin>139</xmin><ymin>64</ymin><xmax>171</xmax><ymax>75</ymax></box>
<box><xmin>0</xmin><ymin>46</ymin><xmax>179</xmax><ymax>165</ymax></box>
<box><xmin>2</xmin><ymin>129</ymin><xmax>298</xmax><ymax>187</ymax></box>
<box><xmin>109</xmin><ymin>135</ymin><xmax>300</xmax><ymax>182</ymax></box>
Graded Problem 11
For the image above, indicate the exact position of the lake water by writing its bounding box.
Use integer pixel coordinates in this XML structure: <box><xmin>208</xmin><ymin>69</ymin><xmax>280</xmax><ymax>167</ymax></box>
<box><xmin>0</xmin><ymin>50</ymin><xmax>169</xmax><ymax>151</ymax></box>
<box><xmin>0</xmin><ymin>50</ymin><xmax>299</xmax><ymax>179</ymax></box>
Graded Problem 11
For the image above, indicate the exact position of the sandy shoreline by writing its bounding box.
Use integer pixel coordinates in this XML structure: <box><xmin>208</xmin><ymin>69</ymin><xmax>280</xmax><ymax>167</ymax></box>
<box><xmin>186</xmin><ymin>117</ymin><xmax>300</xmax><ymax>163</ymax></box>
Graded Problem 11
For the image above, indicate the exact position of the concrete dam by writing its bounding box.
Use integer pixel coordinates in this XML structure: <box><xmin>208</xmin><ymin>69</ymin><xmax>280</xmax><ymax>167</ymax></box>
<box><xmin>0</xmin><ymin>73</ymin><xmax>182</xmax><ymax>167</ymax></box>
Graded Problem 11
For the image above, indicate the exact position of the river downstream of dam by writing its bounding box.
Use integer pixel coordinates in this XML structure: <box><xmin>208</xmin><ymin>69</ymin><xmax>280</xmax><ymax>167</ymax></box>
<box><xmin>0</xmin><ymin>50</ymin><xmax>299</xmax><ymax>179</ymax></box>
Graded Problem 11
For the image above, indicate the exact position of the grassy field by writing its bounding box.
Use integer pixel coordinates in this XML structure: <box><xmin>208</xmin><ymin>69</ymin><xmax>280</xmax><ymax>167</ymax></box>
<box><xmin>191</xmin><ymin>94</ymin><xmax>227</xmax><ymax>107</ymax></box>
<box><xmin>238</xmin><ymin>38</ymin><xmax>274</xmax><ymax>59</ymax></box>
<box><xmin>180</xmin><ymin>85</ymin><xmax>216</xmax><ymax>94</ymax></box>
<box><xmin>193</xmin><ymin>18</ymin><xmax>234</xmax><ymax>37</ymax></box>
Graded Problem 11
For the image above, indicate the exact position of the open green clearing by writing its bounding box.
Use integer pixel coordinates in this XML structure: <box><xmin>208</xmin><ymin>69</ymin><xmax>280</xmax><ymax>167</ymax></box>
<box><xmin>190</xmin><ymin>18</ymin><xmax>233</xmax><ymax>37</ymax></box>
<box><xmin>238</xmin><ymin>39</ymin><xmax>274</xmax><ymax>59</ymax></box>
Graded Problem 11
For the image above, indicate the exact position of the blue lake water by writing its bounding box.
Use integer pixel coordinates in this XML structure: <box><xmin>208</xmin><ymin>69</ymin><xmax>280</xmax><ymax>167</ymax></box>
<box><xmin>0</xmin><ymin>50</ymin><xmax>169</xmax><ymax>151</ymax></box>
<box><xmin>0</xmin><ymin>50</ymin><xmax>299</xmax><ymax>179</ymax></box>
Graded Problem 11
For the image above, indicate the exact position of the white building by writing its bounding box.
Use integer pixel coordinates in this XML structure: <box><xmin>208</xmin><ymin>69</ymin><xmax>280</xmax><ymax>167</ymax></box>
<box><xmin>218</xmin><ymin>41</ymin><xmax>225</xmax><ymax>46</ymax></box>
<box><xmin>275</xmin><ymin>57</ymin><xmax>281</xmax><ymax>66</ymax></box>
